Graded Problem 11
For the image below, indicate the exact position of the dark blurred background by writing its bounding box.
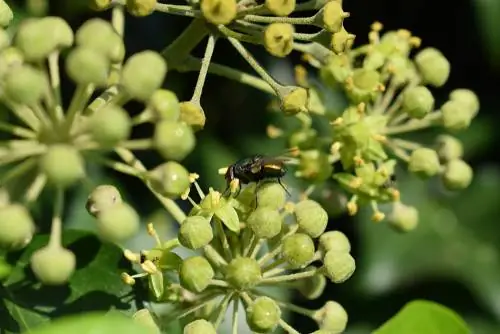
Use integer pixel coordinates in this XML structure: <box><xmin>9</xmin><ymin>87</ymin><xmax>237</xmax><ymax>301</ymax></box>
<box><xmin>6</xmin><ymin>0</ymin><xmax>500</xmax><ymax>332</ymax></box>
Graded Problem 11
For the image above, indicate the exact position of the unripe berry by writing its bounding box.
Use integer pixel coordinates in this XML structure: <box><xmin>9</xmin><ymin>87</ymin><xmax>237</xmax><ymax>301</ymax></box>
<box><xmin>442</xmin><ymin>159</ymin><xmax>473</xmax><ymax>191</ymax></box>
<box><xmin>126</xmin><ymin>0</ymin><xmax>157</xmax><ymax>16</ymax></box>
<box><xmin>246</xmin><ymin>296</ymin><xmax>281</xmax><ymax>333</ymax></box>
<box><xmin>346</xmin><ymin>68</ymin><xmax>381</xmax><ymax>103</ymax></box>
<box><xmin>408</xmin><ymin>148</ymin><xmax>441</xmax><ymax>178</ymax></box>
<box><xmin>323</xmin><ymin>250</ymin><xmax>355</xmax><ymax>283</ymax></box>
<box><xmin>247</xmin><ymin>207</ymin><xmax>282</xmax><ymax>239</ymax></box>
<box><xmin>255</xmin><ymin>183</ymin><xmax>287</xmax><ymax>210</ymax></box>
<box><xmin>154</xmin><ymin>121</ymin><xmax>196</xmax><ymax>161</ymax></box>
<box><xmin>147</xmin><ymin>89</ymin><xmax>180</xmax><ymax>122</ymax></box>
<box><xmin>313</xmin><ymin>301</ymin><xmax>348</xmax><ymax>333</ymax></box>
<box><xmin>0</xmin><ymin>204</ymin><xmax>35</xmax><ymax>250</ymax></box>
<box><xmin>0</xmin><ymin>0</ymin><xmax>13</xmax><ymax>27</ymax></box>
<box><xmin>85</xmin><ymin>184</ymin><xmax>123</xmax><ymax>217</ymax></box>
<box><xmin>75</xmin><ymin>18</ymin><xmax>124</xmax><ymax>62</ymax></box>
<box><xmin>179</xmin><ymin>256</ymin><xmax>214</xmax><ymax>293</ymax></box>
<box><xmin>147</xmin><ymin>162</ymin><xmax>190</xmax><ymax>198</ymax></box>
<box><xmin>281</xmin><ymin>233</ymin><xmax>315</xmax><ymax>269</ymax></box>
<box><xmin>179</xmin><ymin>101</ymin><xmax>206</xmax><ymax>131</ymax></box>
<box><xmin>40</xmin><ymin>145</ymin><xmax>85</xmax><ymax>188</ymax></box>
<box><xmin>450</xmin><ymin>89</ymin><xmax>480</xmax><ymax>118</ymax></box>
<box><xmin>121</xmin><ymin>50</ymin><xmax>167</xmax><ymax>101</ymax></box>
<box><xmin>264</xmin><ymin>23</ymin><xmax>294</xmax><ymax>58</ymax></box>
<box><xmin>178</xmin><ymin>216</ymin><xmax>213</xmax><ymax>249</ymax></box>
<box><xmin>89</xmin><ymin>104</ymin><xmax>131</xmax><ymax>147</ymax></box>
<box><xmin>297</xmin><ymin>150</ymin><xmax>333</xmax><ymax>183</ymax></box>
<box><xmin>297</xmin><ymin>270</ymin><xmax>327</xmax><ymax>300</ymax></box>
<box><xmin>225</xmin><ymin>257</ymin><xmax>261</xmax><ymax>289</ymax></box>
<box><xmin>402</xmin><ymin>86</ymin><xmax>435</xmax><ymax>119</ymax></box>
<box><xmin>200</xmin><ymin>0</ymin><xmax>237</xmax><ymax>25</ymax></box>
<box><xmin>320</xmin><ymin>54</ymin><xmax>352</xmax><ymax>87</ymax></box>
<box><xmin>265</xmin><ymin>0</ymin><xmax>295</xmax><ymax>16</ymax></box>
<box><xmin>441</xmin><ymin>100</ymin><xmax>474</xmax><ymax>131</ymax></box>
<box><xmin>279</xmin><ymin>86</ymin><xmax>309</xmax><ymax>115</ymax></box>
<box><xmin>319</xmin><ymin>231</ymin><xmax>351</xmax><ymax>254</ymax></box>
<box><xmin>30</xmin><ymin>245</ymin><xmax>76</xmax><ymax>285</ymax></box>
<box><xmin>435</xmin><ymin>135</ymin><xmax>463</xmax><ymax>162</ymax></box>
<box><xmin>414</xmin><ymin>47</ymin><xmax>450</xmax><ymax>87</ymax></box>
<box><xmin>132</xmin><ymin>309</ymin><xmax>161</xmax><ymax>334</ymax></box>
<box><xmin>65</xmin><ymin>47</ymin><xmax>109</xmax><ymax>86</ymax></box>
<box><xmin>90</xmin><ymin>0</ymin><xmax>113</xmax><ymax>11</ymax></box>
<box><xmin>388</xmin><ymin>202</ymin><xmax>419</xmax><ymax>233</ymax></box>
<box><xmin>319</xmin><ymin>1</ymin><xmax>348</xmax><ymax>33</ymax></box>
<box><xmin>96</xmin><ymin>202</ymin><xmax>140</xmax><ymax>242</ymax></box>
<box><xmin>4</xmin><ymin>65</ymin><xmax>46</xmax><ymax>105</ymax></box>
<box><xmin>183</xmin><ymin>319</ymin><xmax>216</xmax><ymax>334</ymax></box>
<box><xmin>0</xmin><ymin>29</ymin><xmax>8</xmax><ymax>50</ymax></box>
<box><xmin>294</xmin><ymin>200</ymin><xmax>328</xmax><ymax>238</ymax></box>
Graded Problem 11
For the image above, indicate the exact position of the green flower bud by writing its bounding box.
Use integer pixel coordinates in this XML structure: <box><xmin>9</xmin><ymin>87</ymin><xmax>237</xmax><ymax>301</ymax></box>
<box><xmin>225</xmin><ymin>257</ymin><xmax>261</xmax><ymax>289</ymax></box>
<box><xmin>5</xmin><ymin>64</ymin><xmax>46</xmax><ymax>105</ymax></box>
<box><xmin>247</xmin><ymin>207</ymin><xmax>282</xmax><ymax>239</ymax></box>
<box><xmin>89</xmin><ymin>104</ymin><xmax>131</xmax><ymax>147</ymax></box>
<box><xmin>183</xmin><ymin>319</ymin><xmax>216</xmax><ymax>334</ymax></box>
<box><xmin>40</xmin><ymin>145</ymin><xmax>85</xmax><ymax>188</ymax></box>
<box><xmin>265</xmin><ymin>0</ymin><xmax>295</xmax><ymax>16</ymax></box>
<box><xmin>256</xmin><ymin>182</ymin><xmax>286</xmax><ymax>210</ymax></box>
<box><xmin>281</xmin><ymin>233</ymin><xmax>315</xmax><ymax>269</ymax></box>
<box><xmin>201</xmin><ymin>0</ymin><xmax>237</xmax><ymax>25</ymax></box>
<box><xmin>179</xmin><ymin>216</ymin><xmax>213</xmax><ymax>249</ymax></box>
<box><xmin>288</xmin><ymin>129</ymin><xmax>318</xmax><ymax>150</ymax></box>
<box><xmin>297</xmin><ymin>269</ymin><xmax>327</xmax><ymax>299</ymax></box>
<box><xmin>76</xmin><ymin>18</ymin><xmax>124</xmax><ymax>62</ymax></box>
<box><xmin>414</xmin><ymin>47</ymin><xmax>450</xmax><ymax>87</ymax></box>
<box><xmin>319</xmin><ymin>1</ymin><xmax>349</xmax><ymax>33</ymax></box>
<box><xmin>378</xmin><ymin>31</ymin><xmax>411</xmax><ymax>57</ymax></box>
<box><xmin>442</xmin><ymin>159</ymin><xmax>473</xmax><ymax>191</ymax></box>
<box><xmin>297</xmin><ymin>150</ymin><xmax>333</xmax><ymax>183</ymax></box>
<box><xmin>363</xmin><ymin>50</ymin><xmax>386</xmax><ymax>70</ymax></box>
<box><xmin>96</xmin><ymin>202</ymin><xmax>140</xmax><ymax>242</ymax></box>
<box><xmin>313</xmin><ymin>301</ymin><xmax>348</xmax><ymax>333</ymax></box>
<box><xmin>450</xmin><ymin>89</ymin><xmax>480</xmax><ymax>118</ymax></box>
<box><xmin>0</xmin><ymin>203</ymin><xmax>35</xmax><ymax>250</ymax></box>
<box><xmin>331</xmin><ymin>26</ymin><xmax>355</xmax><ymax>54</ymax></box>
<box><xmin>279</xmin><ymin>86</ymin><xmax>309</xmax><ymax>115</ymax></box>
<box><xmin>320</xmin><ymin>53</ymin><xmax>352</xmax><ymax>86</ymax></box>
<box><xmin>408</xmin><ymin>148</ymin><xmax>441</xmax><ymax>178</ymax></box>
<box><xmin>85</xmin><ymin>184</ymin><xmax>123</xmax><ymax>217</ymax></box>
<box><xmin>0</xmin><ymin>0</ymin><xmax>13</xmax><ymax>27</ymax></box>
<box><xmin>147</xmin><ymin>89</ymin><xmax>180</xmax><ymax>122</ymax></box>
<box><xmin>179</xmin><ymin>101</ymin><xmax>206</xmax><ymax>131</ymax></box>
<box><xmin>323</xmin><ymin>250</ymin><xmax>355</xmax><ymax>283</ymax></box>
<box><xmin>132</xmin><ymin>309</ymin><xmax>161</xmax><ymax>334</ymax></box>
<box><xmin>89</xmin><ymin>0</ymin><xmax>113</xmax><ymax>11</ymax></box>
<box><xmin>122</xmin><ymin>51</ymin><xmax>167</xmax><ymax>101</ymax></box>
<box><xmin>294</xmin><ymin>200</ymin><xmax>328</xmax><ymax>238</ymax></box>
<box><xmin>0</xmin><ymin>28</ymin><xmax>9</xmax><ymax>50</ymax></box>
<box><xmin>441</xmin><ymin>100</ymin><xmax>473</xmax><ymax>131</ymax></box>
<box><xmin>180</xmin><ymin>256</ymin><xmax>214</xmax><ymax>293</ymax></box>
<box><xmin>263</xmin><ymin>23</ymin><xmax>294</xmax><ymax>58</ymax></box>
<box><xmin>30</xmin><ymin>245</ymin><xmax>76</xmax><ymax>285</ymax></box>
<box><xmin>346</xmin><ymin>68</ymin><xmax>381</xmax><ymax>103</ymax></box>
<box><xmin>0</xmin><ymin>47</ymin><xmax>23</xmax><ymax>78</ymax></box>
<box><xmin>402</xmin><ymin>86</ymin><xmax>434</xmax><ymax>119</ymax></box>
<box><xmin>388</xmin><ymin>202</ymin><xmax>419</xmax><ymax>233</ymax></box>
<box><xmin>147</xmin><ymin>162</ymin><xmax>190</xmax><ymax>198</ymax></box>
<box><xmin>246</xmin><ymin>296</ymin><xmax>281</xmax><ymax>333</ymax></box>
<box><xmin>435</xmin><ymin>135</ymin><xmax>463</xmax><ymax>162</ymax></box>
<box><xmin>319</xmin><ymin>231</ymin><xmax>351</xmax><ymax>254</ymax></box>
<box><xmin>154</xmin><ymin>121</ymin><xmax>196</xmax><ymax>161</ymax></box>
<box><xmin>126</xmin><ymin>0</ymin><xmax>157</xmax><ymax>16</ymax></box>
<box><xmin>65</xmin><ymin>47</ymin><xmax>109</xmax><ymax>86</ymax></box>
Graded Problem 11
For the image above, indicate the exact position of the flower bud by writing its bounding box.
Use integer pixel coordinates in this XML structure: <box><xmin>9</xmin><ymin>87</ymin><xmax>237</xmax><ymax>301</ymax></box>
<box><xmin>388</xmin><ymin>202</ymin><xmax>419</xmax><ymax>232</ymax></box>
<box><xmin>441</xmin><ymin>100</ymin><xmax>473</xmax><ymax>131</ymax></box>
<box><xmin>264</xmin><ymin>23</ymin><xmax>294</xmax><ymax>58</ymax></box>
<box><xmin>293</xmin><ymin>200</ymin><xmax>328</xmax><ymax>238</ymax></box>
<box><xmin>281</xmin><ymin>233</ymin><xmax>315</xmax><ymax>269</ymax></box>
<box><xmin>179</xmin><ymin>216</ymin><xmax>213</xmax><ymax>249</ymax></box>
<box><xmin>0</xmin><ymin>0</ymin><xmax>13</xmax><ymax>27</ymax></box>
<box><xmin>288</xmin><ymin>129</ymin><xmax>318</xmax><ymax>150</ymax></box>
<box><xmin>90</xmin><ymin>0</ymin><xmax>113</xmax><ymax>11</ymax></box>
<box><xmin>96</xmin><ymin>202</ymin><xmax>140</xmax><ymax>242</ymax></box>
<box><xmin>297</xmin><ymin>270</ymin><xmax>327</xmax><ymax>299</ymax></box>
<box><xmin>40</xmin><ymin>145</ymin><xmax>85</xmax><ymax>188</ymax></box>
<box><xmin>247</xmin><ymin>207</ymin><xmax>282</xmax><ymax>239</ymax></box>
<box><xmin>122</xmin><ymin>51</ymin><xmax>167</xmax><ymax>101</ymax></box>
<box><xmin>256</xmin><ymin>182</ymin><xmax>287</xmax><ymax>210</ymax></box>
<box><xmin>153</xmin><ymin>121</ymin><xmax>196</xmax><ymax>161</ymax></box>
<box><xmin>346</xmin><ymin>68</ymin><xmax>381</xmax><ymax>103</ymax></box>
<box><xmin>313</xmin><ymin>301</ymin><xmax>348</xmax><ymax>333</ymax></box>
<box><xmin>331</xmin><ymin>27</ymin><xmax>355</xmax><ymax>54</ymax></box>
<box><xmin>4</xmin><ymin>65</ymin><xmax>46</xmax><ymax>105</ymax></box>
<box><xmin>179</xmin><ymin>101</ymin><xmax>206</xmax><ymax>131</ymax></box>
<box><xmin>265</xmin><ymin>0</ymin><xmax>295</xmax><ymax>16</ymax></box>
<box><xmin>132</xmin><ymin>309</ymin><xmax>161</xmax><ymax>334</ymax></box>
<box><xmin>442</xmin><ymin>159</ymin><xmax>473</xmax><ymax>191</ymax></box>
<box><xmin>201</xmin><ymin>0</ymin><xmax>237</xmax><ymax>25</ymax></box>
<box><xmin>378</xmin><ymin>31</ymin><xmax>411</xmax><ymax>57</ymax></box>
<box><xmin>65</xmin><ymin>47</ymin><xmax>109</xmax><ymax>86</ymax></box>
<box><xmin>363</xmin><ymin>50</ymin><xmax>385</xmax><ymax>71</ymax></box>
<box><xmin>85</xmin><ymin>184</ymin><xmax>122</xmax><ymax>217</ymax></box>
<box><xmin>226</xmin><ymin>257</ymin><xmax>261</xmax><ymax>289</ymax></box>
<box><xmin>320</xmin><ymin>54</ymin><xmax>352</xmax><ymax>87</ymax></box>
<box><xmin>180</xmin><ymin>256</ymin><xmax>214</xmax><ymax>293</ymax></box>
<box><xmin>30</xmin><ymin>245</ymin><xmax>76</xmax><ymax>285</ymax></box>
<box><xmin>435</xmin><ymin>135</ymin><xmax>463</xmax><ymax>162</ymax></box>
<box><xmin>75</xmin><ymin>18</ymin><xmax>124</xmax><ymax>62</ymax></box>
<box><xmin>279</xmin><ymin>86</ymin><xmax>309</xmax><ymax>115</ymax></box>
<box><xmin>126</xmin><ymin>0</ymin><xmax>157</xmax><ymax>16</ymax></box>
<box><xmin>0</xmin><ymin>203</ymin><xmax>35</xmax><ymax>250</ymax></box>
<box><xmin>408</xmin><ymin>148</ymin><xmax>440</xmax><ymax>178</ymax></box>
<box><xmin>89</xmin><ymin>104</ymin><xmax>131</xmax><ymax>147</ymax></box>
<box><xmin>450</xmin><ymin>89</ymin><xmax>479</xmax><ymax>118</ymax></box>
<box><xmin>183</xmin><ymin>319</ymin><xmax>216</xmax><ymax>334</ymax></box>
<box><xmin>297</xmin><ymin>150</ymin><xmax>333</xmax><ymax>183</ymax></box>
<box><xmin>0</xmin><ymin>28</ymin><xmax>8</xmax><ymax>50</ymax></box>
<box><xmin>414</xmin><ymin>47</ymin><xmax>450</xmax><ymax>87</ymax></box>
<box><xmin>323</xmin><ymin>250</ymin><xmax>355</xmax><ymax>283</ymax></box>
<box><xmin>246</xmin><ymin>296</ymin><xmax>281</xmax><ymax>333</ymax></box>
<box><xmin>147</xmin><ymin>162</ymin><xmax>190</xmax><ymax>198</ymax></box>
<box><xmin>319</xmin><ymin>1</ymin><xmax>348</xmax><ymax>33</ymax></box>
<box><xmin>147</xmin><ymin>89</ymin><xmax>180</xmax><ymax>122</ymax></box>
<box><xmin>402</xmin><ymin>86</ymin><xmax>434</xmax><ymax>119</ymax></box>
<box><xmin>319</xmin><ymin>231</ymin><xmax>350</xmax><ymax>254</ymax></box>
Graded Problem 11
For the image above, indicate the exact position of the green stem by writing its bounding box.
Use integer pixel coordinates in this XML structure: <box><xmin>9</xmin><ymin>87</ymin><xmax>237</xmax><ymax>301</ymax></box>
<box><xmin>119</xmin><ymin>139</ymin><xmax>154</xmax><ymax>150</ymax></box>
<box><xmin>84</xmin><ymin>86</ymin><xmax>119</xmax><ymax>116</ymax></box>
<box><xmin>162</xmin><ymin>19</ymin><xmax>209</xmax><ymax>68</ymax></box>
<box><xmin>108</xmin><ymin>5</ymin><xmax>125</xmax><ymax>86</ymax></box>
<box><xmin>4</xmin><ymin>100</ymin><xmax>41</xmax><ymax>131</ymax></box>
<box><xmin>243</xmin><ymin>14</ymin><xmax>316</xmax><ymax>25</ymax></box>
<box><xmin>65</xmin><ymin>84</ymin><xmax>95</xmax><ymax>133</ymax></box>
<box><xmin>191</xmin><ymin>34</ymin><xmax>217</xmax><ymax>104</ymax></box>
<box><xmin>47</xmin><ymin>51</ymin><xmax>65</xmax><ymax>122</ymax></box>
<box><xmin>24</xmin><ymin>173</ymin><xmax>47</xmax><ymax>204</ymax></box>
<box><xmin>166</xmin><ymin>293</ymin><xmax>219</xmax><ymax>321</ymax></box>
<box><xmin>203</xmin><ymin>244</ymin><xmax>229</xmax><ymax>267</ymax></box>
<box><xmin>243</xmin><ymin>232</ymin><xmax>259</xmax><ymax>257</ymax></box>
<box><xmin>93</xmin><ymin>157</ymin><xmax>143</xmax><ymax>177</ymax></box>
<box><xmin>213</xmin><ymin>292</ymin><xmax>235</xmax><ymax>329</ymax></box>
<box><xmin>0</xmin><ymin>157</ymin><xmax>37</xmax><ymax>185</ymax></box>
<box><xmin>49</xmin><ymin>187</ymin><xmax>64</xmax><ymax>247</ymax></box>
<box><xmin>0</xmin><ymin>143</ymin><xmax>46</xmax><ymax>166</ymax></box>
<box><xmin>273</xmin><ymin>299</ymin><xmax>314</xmax><ymax>318</ymax></box>
<box><xmin>215</xmin><ymin>218</ymin><xmax>233</xmax><ymax>261</ymax></box>
<box><xmin>210</xmin><ymin>279</ymin><xmax>230</xmax><ymax>288</ymax></box>
<box><xmin>259</xmin><ymin>268</ymin><xmax>317</xmax><ymax>284</ymax></box>
<box><xmin>383</xmin><ymin>112</ymin><xmax>442</xmax><ymax>135</ymax></box>
<box><xmin>231</xmin><ymin>297</ymin><xmax>239</xmax><ymax>334</ymax></box>
<box><xmin>217</xmin><ymin>25</ymin><xmax>261</xmax><ymax>44</ymax></box>
<box><xmin>0</xmin><ymin>122</ymin><xmax>36</xmax><ymax>139</ymax></box>
<box><xmin>278</xmin><ymin>319</ymin><xmax>301</xmax><ymax>334</ymax></box>
<box><xmin>31</xmin><ymin>103</ymin><xmax>52</xmax><ymax>129</ymax></box>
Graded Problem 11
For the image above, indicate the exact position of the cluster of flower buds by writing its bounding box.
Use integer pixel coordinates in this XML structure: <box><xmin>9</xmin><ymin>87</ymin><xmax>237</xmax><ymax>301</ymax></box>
<box><xmin>120</xmin><ymin>180</ymin><xmax>355</xmax><ymax>333</ymax></box>
<box><xmin>268</xmin><ymin>22</ymin><xmax>479</xmax><ymax>231</ymax></box>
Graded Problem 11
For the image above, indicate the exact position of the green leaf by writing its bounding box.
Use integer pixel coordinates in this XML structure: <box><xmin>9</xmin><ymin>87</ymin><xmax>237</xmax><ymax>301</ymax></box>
<box><xmin>374</xmin><ymin>300</ymin><xmax>470</xmax><ymax>334</ymax></box>
<box><xmin>0</xmin><ymin>230</ymin><xmax>143</xmax><ymax>333</ymax></box>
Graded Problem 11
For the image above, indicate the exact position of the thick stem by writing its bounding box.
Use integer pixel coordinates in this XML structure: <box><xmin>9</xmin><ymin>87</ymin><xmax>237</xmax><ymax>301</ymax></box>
<box><xmin>231</xmin><ymin>297</ymin><xmax>239</xmax><ymax>334</ymax></box>
<box><xmin>162</xmin><ymin>19</ymin><xmax>209</xmax><ymax>68</ymax></box>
